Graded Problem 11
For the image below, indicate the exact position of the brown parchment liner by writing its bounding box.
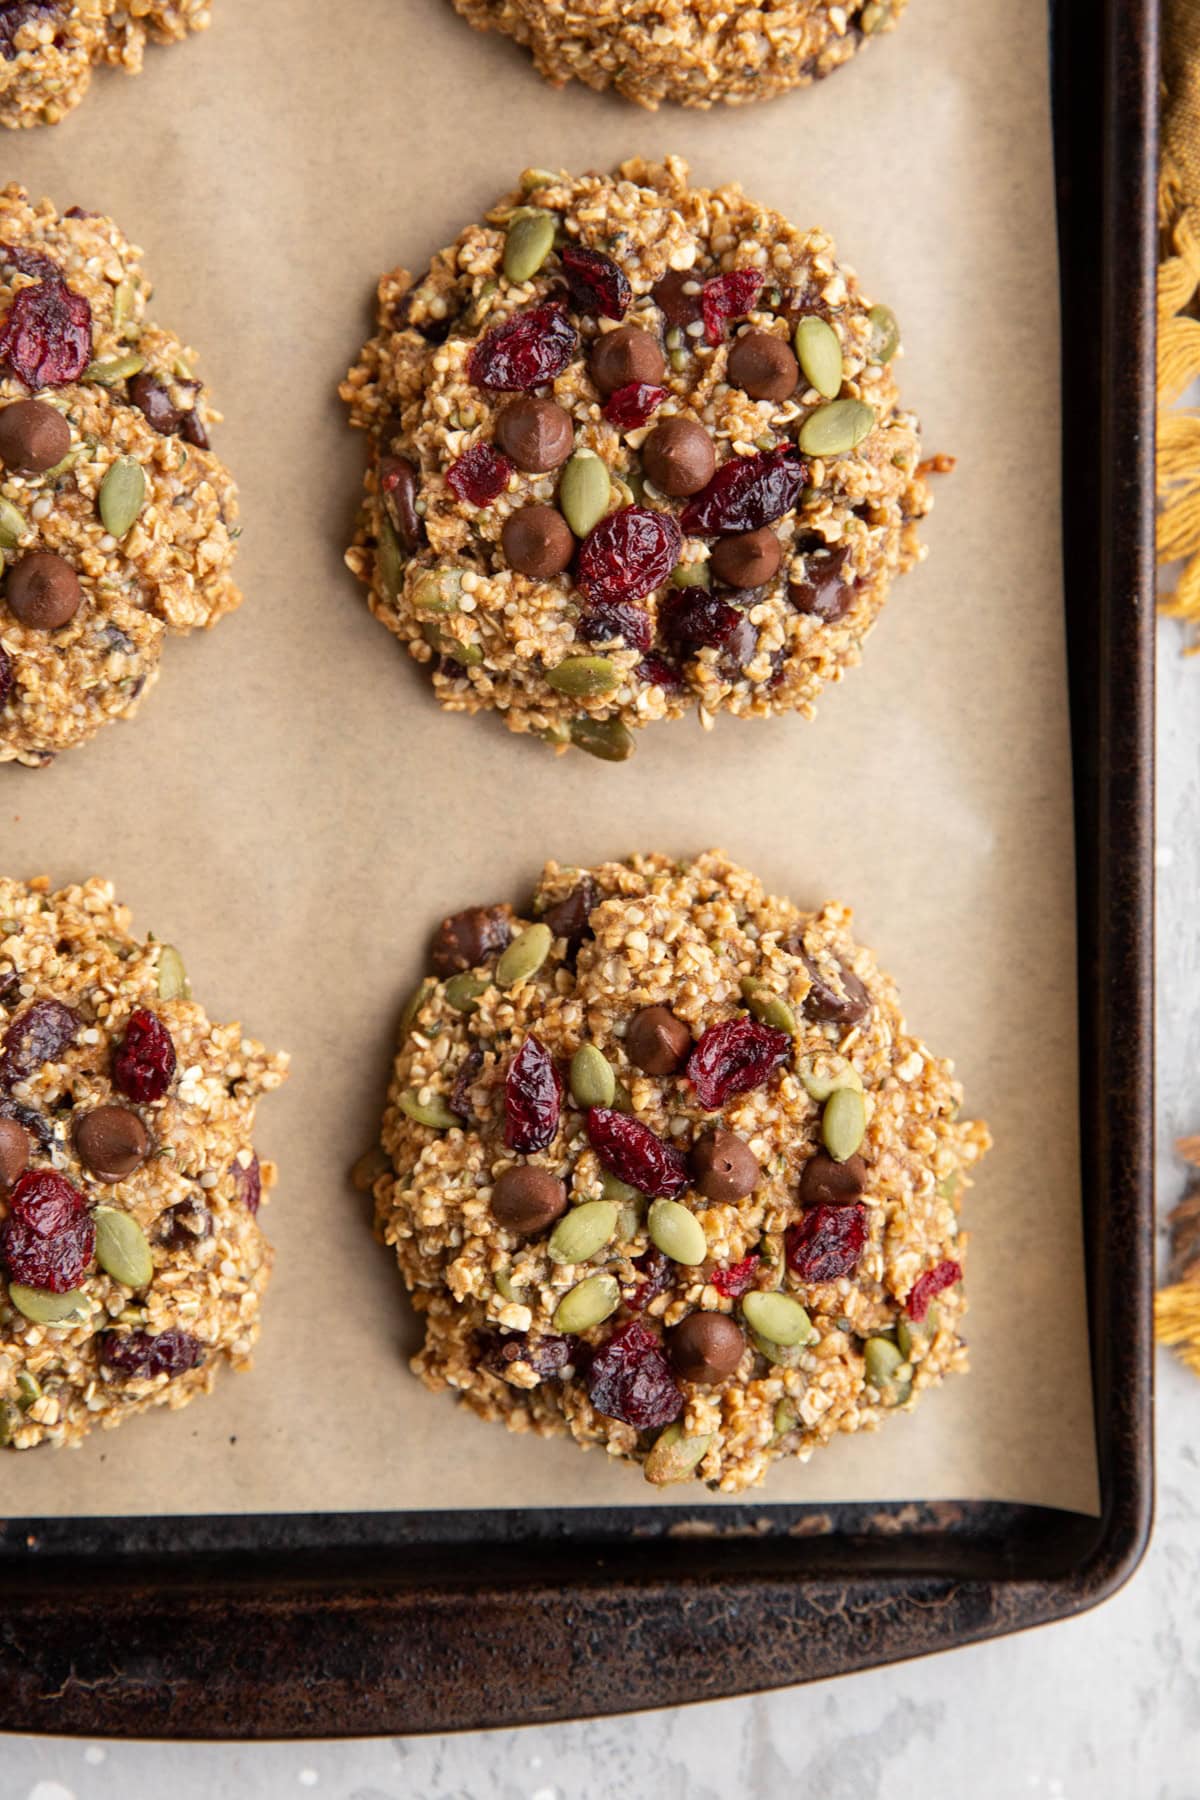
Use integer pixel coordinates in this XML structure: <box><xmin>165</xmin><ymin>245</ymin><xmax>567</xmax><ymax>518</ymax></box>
<box><xmin>0</xmin><ymin>0</ymin><xmax>1099</xmax><ymax>1516</ymax></box>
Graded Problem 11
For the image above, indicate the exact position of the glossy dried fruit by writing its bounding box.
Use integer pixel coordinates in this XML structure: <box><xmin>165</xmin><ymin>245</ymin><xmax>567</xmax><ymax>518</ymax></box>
<box><xmin>686</xmin><ymin>1016</ymin><xmax>791</xmax><ymax>1110</ymax></box>
<box><xmin>0</xmin><ymin>1168</ymin><xmax>94</xmax><ymax>1293</ymax></box>
<box><xmin>379</xmin><ymin>455</ymin><xmax>423</xmax><ymax>549</ymax></box>
<box><xmin>562</xmin><ymin>245</ymin><xmax>631</xmax><ymax>320</ymax></box>
<box><xmin>504</xmin><ymin>1034</ymin><xmax>562</xmax><ymax>1153</ymax></box>
<box><xmin>468</xmin><ymin>301</ymin><xmax>578</xmax><ymax>391</ymax></box>
<box><xmin>479</xmin><ymin>1329</ymin><xmax>578</xmax><ymax>1380</ymax></box>
<box><xmin>0</xmin><ymin>4</ymin><xmax>62</xmax><ymax>62</ymax></box>
<box><xmin>0</xmin><ymin>277</ymin><xmax>92</xmax><ymax>390</ymax></box>
<box><xmin>700</xmin><ymin>268</ymin><xmax>763</xmax><ymax>346</ymax></box>
<box><xmin>97</xmin><ymin>1328</ymin><xmax>206</xmax><ymax>1379</ymax></box>
<box><xmin>711</xmin><ymin>1251</ymin><xmax>760</xmax><ymax>1299</ymax></box>
<box><xmin>602</xmin><ymin>381</ymin><xmax>667</xmax><ymax>430</ymax></box>
<box><xmin>636</xmin><ymin>651</ymin><xmax>685</xmax><ymax>690</ymax></box>
<box><xmin>626</xmin><ymin>1246</ymin><xmax>673</xmax><ymax>1313</ymax></box>
<box><xmin>0</xmin><ymin>645</ymin><xmax>11</xmax><ymax>711</ymax></box>
<box><xmin>906</xmin><ymin>1258</ymin><xmax>961</xmax><ymax>1322</ymax></box>
<box><xmin>586</xmin><ymin>1106</ymin><xmax>689</xmax><ymax>1199</ymax></box>
<box><xmin>446</xmin><ymin>441</ymin><xmax>512</xmax><ymax>506</ymax></box>
<box><xmin>785</xmin><ymin>1203</ymin><xmax>868</xmax><ymax>1283</ymax></box>
<box><xmin>659</xmin><ymin>588</ymin><xmax>740</xmax><ymax>652</ymax></box>
<box><xmin>576</xmin><ymin>505</ymin><xmax>682</xmax><ymax>605</ymax></box>
<box><xmin>679</xmin><ymin>447</ymin><xmax>805</xmax><ymax>537</ymax></box>
<box><xmin>578</xmin><ymin>600</ymin><xmax>652</xmax><ymax>652</ymax></box>
<box><xmin>450</xmin><ymin>1044</ymin><xmax>483</xmax><ymax>1121</ymax></box>
<box><xmin>586</xmin><ymin>1318</ymin><xmax>684</xmax><ymax>1429</ymax></box>
<box><xmin>112</xmin><ymin>1009</ymin><xmax>177</xmax><ymax>1104</ymax></box>
<box><xmin>1</xmin><ymin>998</ymin><xmax>79</xmax><ymax>1083</ymax></box>
<box><xmin>231</xmin><ymin>1153</ymin><xmax>261</xmax><ymax>1215</ymax></box>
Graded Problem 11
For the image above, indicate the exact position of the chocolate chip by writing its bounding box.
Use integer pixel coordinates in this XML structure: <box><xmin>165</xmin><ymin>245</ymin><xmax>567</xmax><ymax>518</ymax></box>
<box><xmin>590</xmin><ymin>326</ymin><xmax>665</xmax><ymax>397</ymax></box>
<box><xmin>626</xmin><ymin>1004</ymin><xmax>691</xmax><ymax>1075</ymax></box>
<box><xmin>430</xmin><ymin>904</ymin><xmax>514</xmax><ymax>976</ymax></box>
<box><xmin>5</xmin><ymin>551</ymin><xmax>81</xmax><ymax>630</ymax></box>
<box><xmin>73</xmin><ymin>1104</ymin><xmax>151</xmax><ymax>1183</ymax></box>
<box><xmin>156</xmin><ymin>1195</ymin><xmax>214</xmax><ymax>1251</ymax></box>
<box><xmin>0</xmin><ymin>1115</ymin><xmax>30</xmax><ymax>1191</ymax></box>
<box><xmin>642</xmin><ymin>417</ymin><xmax>716</xmax><ymax>498</ymax></box>
<box><xmin>181</xmin><ymin>408</ymin><xmax>209</xmax><ymax>451</ymax></box>
<box><xmin>501</xmin><ymin>504</ymin><xmax>575</xmax><ymax>578</ymax></box>
<box><xmin>491</xmin><ymin>1165</ymin><xmax>568</xmax><ymax>1234</ymax></box>
<box><xmin>0</xmin><ymin>399</ymin><xmax>69</xmax><ymax>475</ymax></box>
<box><xmin>652</xmin><ymin>269</ymin><xmax>704</xmax><ymax>328</ymax></box>
<box><xmin>799</xmin><ymin>1151</ymin><xmax>867</xmax><ymax>1207</ymax></box>
<box><xmin>380</xmin><ymin>454</ymin><xmax>423</xmax><ymax>550</ymax></box>
<box><xmin>495</xmin><ymin>396</ymin><xmax>574</xmax><ymax>473</ymax></box>
<box><xmin>129</xmin><ymin>371</ymin><xmax>183</xmax><ymax>435</ymax></box>
<box><xmin>727</xmin><ymin>330</ymin><xmax>799</xmax><ymax>402</ymax></box>
<box><xmin>711</xmin><ymin>526</ymin><xmax>782</xmax><ymax>589</ymax></box>
<box><xmin>690</xmin><ymin>1128</ymin><xmax>760</xmax><ymax>1202</ymax></box>
<box><xmin>542</xmin><ymin>875</ymin><xmax>597</xmax><ymax>947</ymax></box>
<box><xmin>789</xmin><ymin>544</ymin><xmax>854</xmax><ymax>622</ymax></box>
<box><xmin>798</xmin><ymin>950</ymin><xmax>871</xmax><ymax>1026</ymax></box>
<box><xmin>667</xmin><ymin>1312</ymin><xmax>746</xmax><ymax>1383</ymax></box>
<box><xmin>719</xmin><ymin>613</ymin><xmax>759</xmax><ymax>677</ymax></box>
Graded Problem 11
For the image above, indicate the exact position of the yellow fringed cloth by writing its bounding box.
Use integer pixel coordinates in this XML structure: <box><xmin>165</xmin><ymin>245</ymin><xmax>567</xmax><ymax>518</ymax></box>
<box><xmin>1159</xmin><ymin>0</ymin><xmax>1200</xmax><ymax>632</ymax></box>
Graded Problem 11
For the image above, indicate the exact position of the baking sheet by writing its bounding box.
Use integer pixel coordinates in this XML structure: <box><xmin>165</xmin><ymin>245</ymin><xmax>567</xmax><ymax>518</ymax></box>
<box><xmin>0</xmin><ymin>0</ymin><xmax>1099</xmax><ymax>1517</ymax></box>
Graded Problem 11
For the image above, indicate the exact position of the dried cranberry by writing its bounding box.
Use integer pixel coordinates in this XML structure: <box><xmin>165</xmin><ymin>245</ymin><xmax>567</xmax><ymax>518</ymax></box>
<box><xmin>578</xmin><ymin>600</ymin><xmax>652</xmax><ymax>652</ymax></box>
<box><xmin>504</xmin><ymin>1034</ymin><xmax>562</xmax><ymax>1153</ymax></box>
<box><xmin>0</xmin><ymin>242</ymin><xmax>61</xmax><ymax>281</ymax></box>
<box><xmin>576</xmin><ymin>505</ymin><xmax>682</xmax><ymax>605</ymax></box>
<box><xmin>636</xmin><ymin>651</ymin><xmax>685</xmax><ymax>690</ymax></box>
<box><xmin>97</xmin><ymin>1328</ymin><xmax>205</xmax><ymax>1379</ymax></box>
<box><xmin>0</xmin><ymin>3</ymin><xmax>63</xmax><ymax>61</ymax></box>
<box><xmin>446</xmin><ymin>441</ymin><xmax>513</xmax><ymax>506</ymax></box>
<box><xmin>659</xmin><ymin>588</ymin><xmax>740</xmax><ymax>653</ymax></box>
<box><xmin>0</xmin><ymin>644</ymin><xmax>10</xmax><ymax>710</ymax></box>
<box><xmin>450</xmin><ymin>1044</ymin><xmax>483</xmax><ymax>1121</ymax></box>
<box><xmin>112</xmin><ymin>1009</ymin><xmax>177</xmax><ymax>1104</ymax></box>
<box><xmin>700</xmin><ymin>269</ymin><xmax>764</xmax><ymax>346</ymax></box>
<box><xmin>586</xmin><ymin>1319</ymin><xmax>683</xmax><ymax>1429</ymax></box>
<box><xmin>686</xmin><ymin>1017</ymin><xmax>791</xmax><ymax>1111</ymax></box>
<box><xmin>1</xmin><ymin>998</ymin><xmax>79</xmax><ymax>1084</ymax></box>
<box><xmin>602</xmin><ymin>381</ymin><xmax>667</xmax><ymax>430</ymax></box>
<box><xmin>679</xmin><ymin>447</ymin><xmax>806</xmax><ymax>537</ymax></box>
<box><xmin>561</xmin><ymin>245</ymin><xmax>631</xmax><ymax>321</ymax></box>
<box><xmin>711</xmin><ymin>1252</ymin><xmax>760</xmax><ymax>1299</ymax></box>
<box><xmin>231</xmin><ymin>1153</ymin><xmax>261</xmax><ymax>1215</ymax></box>
<box><xmin>468</xmin><ymin>301</ymin><xmax>578</xmax><ymax>391</ymax></box>
<box><xmin>479</xmin><ymin>1329</ymin><xmax>578</xmax><ymax>1380</ymax></box>
<box><xmin>586</xmin><ymin>1107</ymin><xmax>689</xmax><ymax>1199</ymax></box>
<box><xmin>380</xmin><ymin>454</ymin><xmax>422</xmax><ymax>550</ymax></box>
<box><xmin>625</xmin><ymin>1246</ymin><xmax>673</xmax><ymax>1312</ymax></box>
<box><xmin>0</xmin><ymin>1096</ymin><xmax>52</xmax><ymax>1150</ymax></box>
<box><xmin>906</xmin><ymin>1259</ymin><xmax>962</xmax><ymax>1322</ymax></box>
<box><xmin>0</xmin><ymin>1168</ymin><xmax>93</xmax><ymax>1292</ymax></box>
<box><xmin>785</xmin><ymin>1203</ymin><xmax>868</xmax><ymax>1283</ymax></box>
<box><xmin>0</xmin><ymin>277</ymin><xmax>92</xmax><ymax>390</ymax></box>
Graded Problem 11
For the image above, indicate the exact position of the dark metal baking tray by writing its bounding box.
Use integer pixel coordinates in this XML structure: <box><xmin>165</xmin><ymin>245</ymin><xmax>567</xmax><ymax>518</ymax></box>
<box><xmin>0</xmin><ymin>0</ymin><xmax>1156</xmax><ymax>1737</ymax></box>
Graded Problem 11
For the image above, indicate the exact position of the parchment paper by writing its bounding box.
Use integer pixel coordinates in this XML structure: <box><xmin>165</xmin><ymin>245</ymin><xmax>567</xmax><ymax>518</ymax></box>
<box><xmin>0</xmin><ymin>0</ymin><xmax>1099</xmax><ymax>1517</ymax></box>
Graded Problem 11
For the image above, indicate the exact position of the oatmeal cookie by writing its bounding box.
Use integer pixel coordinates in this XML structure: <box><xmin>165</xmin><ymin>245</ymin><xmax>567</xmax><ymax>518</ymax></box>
<box><xmin>0</xmin><ymin>875</ymin><xmax>287</xmax><ymax>1451</ymax></box>
<box><xmin>449</xmin><ymin>0</ymin><xmax>906</xmax><ymax>109</ymax></box>
<box><xmin>0</xmin><ymin>1</ymin><xmax>209</xmax><ymax>129</ymax></box>
<box><xmin>343</xmin><ymin>157</ymin><xmax>928</xmax><ymax>763</ymax></box>
<box><xmin>370</xmin><ymin>852</ymin><xmax>989</xmax><ymax>1495</ymax></box>
<box><xmin>0</xmin><ymin>187</ymin><xmax>240</xmax><ymax>767</ymax></box>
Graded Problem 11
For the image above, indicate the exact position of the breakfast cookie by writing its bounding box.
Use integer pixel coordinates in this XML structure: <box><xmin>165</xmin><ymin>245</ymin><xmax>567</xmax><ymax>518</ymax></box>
<box><xmin>368</xmin><ymin>852</ymin><xmax>989</xmax><ymax>1495</ymax></box>
<box><xmin>0</xmin><ymin>1</ymin><xmax>210</xmax><ymax>129</ymax></box>
<box><xmin>343</xmin><ymin>157</ymin><xmax>928</xmax><ymax>763</ymax></box>
<box><xmin>0</xmin><ymin>187</ymin><xmax>240</xmax><ymax>767</ymax></box>
<box><xmin>449</xmin><ymin>0</ymin><xmax>906</xmax><ymax>109</ymax></box>
<box><xmin>0</xmin><ymin>875</ymin><xmax>287</xmax><ymax>1451</ymax></box>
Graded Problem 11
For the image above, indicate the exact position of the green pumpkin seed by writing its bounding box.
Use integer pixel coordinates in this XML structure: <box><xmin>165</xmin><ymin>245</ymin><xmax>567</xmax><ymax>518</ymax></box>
<box><xmin>867</xmin><ymin>304</ymin><xmax>900</xmax><ymax>362</ymax></box>
<box><xmin>552</xmin><ymin>1271</ymin><xmax>620</xmax><ymax>1333</ymax></box>
<box><xmin>864</xmin><ymin>1335</ymin><xmax>912</xmax><ymax>1403</ymax></box>
<box><xmin>520</xmin><ymin>167</ymin><xmax>560</xmax><ymax>194</ymax></box>
<box><xmin>548</xmin><ymin>1199</ymin><xmax>618</xmax><ymax>1265</ymax></box>
<box><xmin>84</xmin><ymin>351</ymin><xmax>146</xmax><ymax>386</ymax></box>
<box><xmin>377</xmin><ymin>520</ymin><xmax>405</xmax><ymax>599</ymax></box>
<box><xmin>739</xmin><ymin>977</ymin><xmax>796</xmax><ymax>1035</ymax></box>
<box><xmin>822</xmin><ymin>1085</ymin><xmax>867</xmax><ymax>1161</ymax></box>
<box><xmin>93</xmin><ymin>1206</ymin><xmax>153</xmax><ymax>1290</ymax></box>
<box><xmin>601</xmin><ymin>1171</ymin><xmax>642</xmax><ymax>1205</ymax></box>
<box><xmin>797</xmin><ymin>1052</ymin><xmax>863</xmax><ymax>1101</ymax></box>
<box><xmin>546</xmin><ymin>655</ymin><xmax>619</xmax><ymax>699</ymax></box>
<box><xmin>436</xmin><ymin>632</ymin><xmax>483</xmax><ymax>667</ymax></box>
<box><xmin>937</xmin><ymin>1172</ymin><xmax>960</xmax><ymax>1201</ymax></box>
<box><xmin>16</xmin><ymin>1370</ymin><xmax>41</xmax><ymax>1409</ymax></box>
<box><xmin>569</xmin><ymin>1042</ymin><xmax>616</xmax><ymax>1108</ymax></box>
<box><xmin>558</xmin><ymin>450</ymin><xmax>611</xmax><ymax>539</ymax></box>
<box><xmin>412</xmin><ymin>567</ymin><xmax>462</xmax><ymax>614</ymax></box>
<box><xmin>797</xmin><ymin>398</ymin><xmax>876</xmax><ymax>458</ymax></box>
<box><xmin>742</xmin><ymin>1290</ymin><xmax>813</xmax><ymax>1347</ymax></box>
<box><xmin>647</xmin><ymin>1198</ymin><xmax>707</xmax><ymax>1266</ymax></box>
<box><xmin>399</xmin><ymin>1089</ymin><xmax>459</xmax><ymax>1130</ymax></box>
<box><xmin>0</xmin><ymin>497</ymin><xmax>27</xmax><ymax>550</ymax></box>
<box><xmin>897</xmin><ymin>1303</ymin><xmax>939</xmax><ymax>1359</ymax></box>
<box><xmin>860</xmin><ymin>1</ymin><xmax>888</xmax><ymax>31</ymax></box>
<box><xmin>615</xmin><ymin>1197</ymin><xmax>646</xmax><ymax>1239</ymax></box>
<box><xmin>400</xmin><ymin>978</ymin><xmax>436</xmax><ymax>1039</ymax></box>
<box><xmin>111</xmin><ymin>276</ymin><xmax>137</xmax><ymax>332</ymax></box>
<box><xmin>569</xmin><ymin>716</ymin><xmax>634</xmax><ymax>762</ymax></box>
<box><xmin>444</xmin><ymin>971</ymin><xmax>490</xmax><ymax>1012</ymax></box>
<box><xmin>494</xmin><ymin>1267</ymin><xmax>521</xmax><ymax>1303</ymax></box>
<box><xmin>504</xmin><ymin>209</ymin><xmax>557</xmax><ymax>284</ymax></box>
<box><xmin>671</xmin><ymin>561</ymin><xmax>710</xmax><ymax>589</ymax></box>
<box><xmin>8</xmin><ymin>1284</ymin><xmax>91</xmax><ymax>1327</ymax></box>
<box><xmin>793</xmin><ymin>316</ymin><xmax>843</xmax><ymax>399</ymax></box>
<box><xmin>0</xmin><ymin>1402</ymin><xmax>18</xmax><ymax>1446</ymax></box>
<box><xmin>644</xmin><ymin>1423</ymin><xmax>712</xmax><ymax>1486</ymax></box>
<box><xmin>609</xmin><ymin>1078</ymin><xmax>635</xmax><ymax>1114</ymax></box>
<box><xmin>748</xmin><ymin>1327</ymin><xmax>806</xmax><ymax>1368</ymax></box>
<box><xmin>496</xmin><ymin>922</ymin><xmax>552</xmax><ymax>988</ymax></box>
<box><xmin>98</xmin><ymin>456</ymin><xmax>145</xmax><ymax>538</ymax></box>
<box><xmin>771</xmin><ymin>1398</ymin><xmax>798</xmax><ymax>1440</ymax></box>
<box><xmin>156</xmin><ymin>944</ymin><xmax>189</xmax><ymax>1002</ymax></box>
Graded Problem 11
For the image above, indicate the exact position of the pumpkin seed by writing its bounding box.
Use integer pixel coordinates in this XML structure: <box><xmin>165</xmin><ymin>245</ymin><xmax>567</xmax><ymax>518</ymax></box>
<box><xmin>616</xmin><ymin>1197</ymin><xmax>646</xmax><ymax>1239</ymax></box>
<box><xmin>0</xmin><ymin>497</ymin><xmax>27</xmax><ymax>549</ymax></box>
<box><xmin>601</xmin><ymin>1171</ymin><xmax>642</xmax><ymax>1205</ymax></box>
<box><xmin>84</xmin><ymin>351</ymin><xmax>146</xmax><ymax>386</ymax></box>
<box><xmin>546</xmin><ymin>655</ymin><xmax>619</xmax><ymax>698</ymax></box>
<box><xmin>111</xmin><ymin>276</ymin><xmax>137</xmax><ymax>332</ymax></box>
<box><xmin>98</xmin><ymin>456</ymin><xmax>145</xmax><ymax>538</ymax></box>
<box><xmin>739</xmin><ymin>976</ymin><xmax>796</xmax><ymax>1035</ymax></box>
<box><xmin>793</xmin><ymin>316</ymin><xmax>843</xmax><ymax>399</ymax></box>
<box><xmin>494</xmin><ymin>1267</ymin><xmax>521</xmax><ymax>1303</ymax></box>
<box><xmin>351</xmin><ymin>1145</ymin><xmax>390</xmax><ymax>1193</ymax></box>
<box><xmin>569</xmin><ymin>1042</ymin><xmax>616</xmax><ymax>1108</ymax></box>
<box><xmin>797</xmin><ymin>1051</ymin><xmax>863</xmax><ymax>1101</ymax></box>
<box><xmin>400</xmin><ymin>978</ymin><xmax>436</xmax><ymax>1039</ymax></box>
<box><xmin>896</xmin><ymin>1303</ymin><xmax>939</xmax><ymax>1360</ymax></box>
<box><xmin>429</xmin><ymin>629</ymin><xmax>483</xmax><ymax>668</ymax></box>
<box><xmin>671</xmin><ymin>561</ymin><xmax>710</xmax><ymax>589</ymax></box>
<box><xmin>16</xmin><ymin>1370</ymin><xmax>41</xmax><ymax>1409</ymax></box>
<box><xmin>569</xmin><ymin>715</ymin><xmax>634</xmax><ymax>762</ymax></box>
<box><xmin>860</xmin><ymin>0</ymin><xmax>888</xmax><ymax>31</ymax></box>
<box><xmin>412</xmin><ymin>567</ymin><xmax>462</xmax><ymax>614</ymax></box>
<box><xmin>797</xmin><ymin>398</ymin><xmax>876</xmax><ymax>458</ymax></box>
<box><xmin>552</xmin><ymin>1271</ymin><xmax>620</xmax><ymax>1333</ymax></box>
<box><xmin>644</xmin><ymin>1423</ymin><xmax>712</xmax><ymax>1486</ymax></box>
<box><xmin>742</xmin><ymin>1290</ymin><xmax>813</xmax><ymax>1347</ymax></box>
<box><xmin>864</xmin><ymin>1335</ymin><xmax>911</xmax><ymax>1403</ymax></box>
<box><xmin>937</xmin><ymin>1172</ymin><xmax>960</xmax><ymax>1201</ymax></box>
<box><xmin>558</xmin><ymin>450</ymin><xmax>611</xmax><ymax>539</ymax></box>
<box><xmin>548</xmin><ymin>1199</ymin><xmax>618</xmax><ymax>1265</ymax></box>
<box><xmin>496</xmin><ymin>922</ymin><xmax>552</xmax><ymax>988</ymax></box>
<box><xmin>520</xmin><ymin>167</ymin><xmax>560</xmax><ymax>193</ymax></box>
<box><xmin>399</xmin><ymin>1089</ymin><xmax>459</xmax><ymax>1130</ymax></box>
<box><xmin>156</xmin><ymin>944</ymin><xmax>189</xmax><ymax>1002</ymax></box>
<box><xmin>8</xmin><ymin>1284</ymin><xmax>91</xmax><ymax>1327</ymax></box>
<box><xmin>94</xmin><ymin>1206</ymin><xmax>153</xmax><ymax>1289</ymax></box>
<box><xmin>771</xmin><ymin>1398</ymin><xmax>798</xmax><ymax>1440</ymax></box>
<box><xmin>748</xmin><ymin>1327</ymin><xmax>807</xmax><ymax>1368</ymax></box>
<box><xmin>504</xmin><ymin>209</ymin><xmax>557</xmax><ymax>283</ymax></box>
<box><xmin>867</xmin><ymin>303</ymin><xmax>900</xmax><ymax>363</ymax></box>
<box><xmin>647</xmin><ymin>1198</ymin><xmax>707</xmax><ymax>1266</ymax></box>
<box><xmin>822</xmin><ymin>1085</ymin><xmax>867</xmax><ymax>1161</ymax></box>
<box><xmin>444</xmin><ymin>971</ymin><xmax>490</xmax><ymax>1012</ymax></box>
<box><xmin>609</xmin><ymin>1077</ymin><xmax>635</xmax><ymax>1114</ymax></box>
<box><xmin>0</xmin><ymin>1402</ymin><xmax>17</xmax><ymax>1447</ymax></box>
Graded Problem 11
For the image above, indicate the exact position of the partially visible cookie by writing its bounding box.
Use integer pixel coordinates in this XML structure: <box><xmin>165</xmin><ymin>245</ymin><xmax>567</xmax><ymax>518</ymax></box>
<box><xmin>0</xmin><ymin>875</ymin><xmax>288</xmax><ymax>1452</ymax></box>
<box><xmin>449</xmin><ymin>0</ymin><xmax>906</xmax><ymax>109</ymax></box>
<box><xmin>0</xmin><ymin>188</ymin><xmax>241</xmax><ymax>767</ymax></box>
<box><xmin>0</xmin><ymin>2</ymin><xmax>210</xmax><ymax>129</ymax></box>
